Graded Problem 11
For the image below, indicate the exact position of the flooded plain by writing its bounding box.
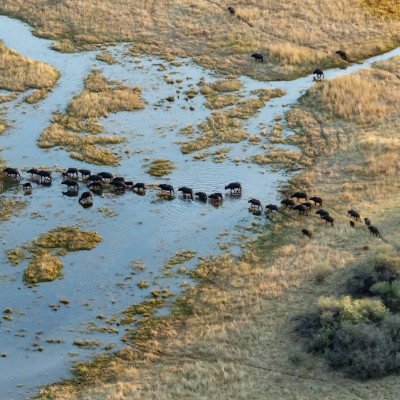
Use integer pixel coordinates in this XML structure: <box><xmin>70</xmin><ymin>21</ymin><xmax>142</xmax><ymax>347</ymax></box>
<box><xmin>1</xmin><ymin>15</ymin><xmax>400</xmax><ymax>400</ymax></box>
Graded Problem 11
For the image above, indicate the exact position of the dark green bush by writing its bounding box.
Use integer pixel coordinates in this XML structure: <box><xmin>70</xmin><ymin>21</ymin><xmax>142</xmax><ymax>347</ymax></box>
<box><xmin>296</xmin><ymin>246</ymin><xmax>400</xmax><ymax>380</ymax></box>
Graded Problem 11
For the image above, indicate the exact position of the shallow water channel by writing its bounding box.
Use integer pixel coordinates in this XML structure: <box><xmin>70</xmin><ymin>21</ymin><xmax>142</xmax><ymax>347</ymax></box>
<box><xmin>1</xmin><ymin>16</ymin><xmax>400</xmax><ymax>400</ymax></box>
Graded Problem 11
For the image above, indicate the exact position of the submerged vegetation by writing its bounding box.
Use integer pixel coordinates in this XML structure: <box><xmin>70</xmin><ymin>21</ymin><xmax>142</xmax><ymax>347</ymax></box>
<box><xmin>6</xmin><ymin>227</ymin><xmax>102</xmax><ymax>285</ymax></box>
<box><xmin>145</xmin><ymin>158</ymin><xmax>175</xmax><ymax>177</ymax></box>
<box><xmin>181</xmin><ymin>86</ymin><xmax>286</xmax><ymax>154</ymax></box>
<box><xmin>24</xmin><ymin>254</ymin><xmax>63</xmax><ymax>284</ymax></box>
<box><xmin>38</xmin><ymin>70</ymin><xmax>144</xmax><ymax>164</ymax></box>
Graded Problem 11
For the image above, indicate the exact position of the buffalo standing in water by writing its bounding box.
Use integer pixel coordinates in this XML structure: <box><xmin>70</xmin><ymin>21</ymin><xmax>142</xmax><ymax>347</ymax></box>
<box><xmin>79</xmin><ymin>191</ymin><xmax>93</xmax><ymax>204</ymax></box>
<box><xmin>37</xmin><ymin>170</ymin><xmax>52</xmax><ymax>183</ymax></box>
<box><xmin>178</xmin><ymin>187</ymin><xmax>193</xmax><ymax>199</ymax></box>
<box><xmin>61</xmin><ymin>180</ymin><xmax>79</xmax><ymax>191</ymax></box>
<box><xmin>3</xmin><ymin>167</ymin><xmax>20</xmax><ymax>179</ymax></box>
<box><xmin>313</xmin><ymin>69</ymin><xmax>324</xmax><ymax>80</ymax></box>
<box><xmin>225</xmin><ymin>182</ymin><xmax>242</xmax><ymax>194</ymax></box>
<box><xmin>79</xmin><ymin>169</ymin><xmax>91</xmax><ymax>180</ymax></box>
<box><xmin>248</xmin><ymin>198</ymin><xmax>262</xmax><ymax>210</ymax></box>
<box><xmin>133</xmin><ymin>183</ymin><xmax>146</xmax><ymax>192</ymax></box>
<box><xmin>209</xmin><ymin>193</ymin><xmax>223</xmax><ymax>203</ymax></box>
<box><xmin>158</xmin><ymin>184</ymin><xmax>174</xmax><ymax>195</ymax></box>
<box><xmin>195</xmin><ymin>192</ymin><xmax>208</xmax><ymax>201</ymax></box>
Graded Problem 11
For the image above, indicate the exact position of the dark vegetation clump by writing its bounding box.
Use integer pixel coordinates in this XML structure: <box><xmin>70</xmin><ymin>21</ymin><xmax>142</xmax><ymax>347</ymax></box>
<box><xmin>296</xmin><ymin>245</ymin><xmax>400</xmax><ymax>379</ymax></box>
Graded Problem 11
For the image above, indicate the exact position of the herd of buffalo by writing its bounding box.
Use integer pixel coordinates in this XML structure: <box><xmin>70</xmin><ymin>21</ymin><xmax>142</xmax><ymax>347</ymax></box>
<box><xmin>3</xmin><ymin>167</ymin><xmax>381</xmax><ymax>239</ymax></box>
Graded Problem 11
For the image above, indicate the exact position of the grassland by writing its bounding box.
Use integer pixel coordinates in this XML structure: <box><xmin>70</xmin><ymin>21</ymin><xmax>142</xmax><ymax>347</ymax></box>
<box><xmin>37</xmin><ymin>55</ymin><xmax>400</xmax><ymax>399</ymax></box>
<box><xmin>38</xmin><ymin>70</ymin><xmax>144</xmax><ymax>165</ymax></box>
<box><xmin>0</xmin><ymin>40</ymin><xmax>59</xmax><ymax>93</ymax></box>
<box><xmin>0</xmin><ymin>1</ymin><xmax>399</xmax><ymax>80</ymax></box>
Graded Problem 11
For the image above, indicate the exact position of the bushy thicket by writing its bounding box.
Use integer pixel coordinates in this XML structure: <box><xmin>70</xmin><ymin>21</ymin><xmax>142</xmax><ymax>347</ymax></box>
<box><xmin>296</xmin><ymin>246</ymin><xmax>400</xmax><ymax>379</ymax></box>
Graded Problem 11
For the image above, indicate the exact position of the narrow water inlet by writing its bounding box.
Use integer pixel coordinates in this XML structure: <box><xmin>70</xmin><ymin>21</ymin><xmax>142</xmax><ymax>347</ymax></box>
<box><xmin>1</xmin><ymin>15</ymin><xmax>400</xmax><ymax>400</ymax></box>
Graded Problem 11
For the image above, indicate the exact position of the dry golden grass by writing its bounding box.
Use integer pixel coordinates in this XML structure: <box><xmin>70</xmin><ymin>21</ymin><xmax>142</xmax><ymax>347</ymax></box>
<box><xmin>361</xmin><ymin>0</ymin><xmax>400</xmax><ymax>20</ymax></box>
<box><xmin>38</xmin><ymin>123</ymin><xmax>122</xmax><ymax>165</ymax></box>
<box><xmin>2</xmin><ymin>1</ymin><xmax>400</xmax><ymax>80</ymax></box>
<box><xmin>66</xmin><ymin>71</ymin><xmax>144</xmax><ymax>120</ymax></box>
<box><xmin>37</xmin><ymin>56</ymin><xmax>400</xmax><ymax>400</ymax></box>
<box><xmin>0</xmin><ymin>40</ymin><xmax>59</xmax><ymax>92</ymax></box>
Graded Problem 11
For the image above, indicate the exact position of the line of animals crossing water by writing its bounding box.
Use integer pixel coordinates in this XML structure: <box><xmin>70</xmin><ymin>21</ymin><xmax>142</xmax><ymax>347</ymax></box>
<box><xmin>3</xmin><ymin>167</ymin><xmax>382</xmax><ymax>239</ymax></box>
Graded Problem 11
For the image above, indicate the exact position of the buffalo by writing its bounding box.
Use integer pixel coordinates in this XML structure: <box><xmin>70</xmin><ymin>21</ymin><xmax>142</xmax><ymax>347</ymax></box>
<box><xmin>227</xmin><ymin>6</ymin><xmax>235</xmax><ymax>14</ymax></box>
<box><xmin>265</xmin><ymin>204</ymin><xmax>279</xmax><ymax>212</ymax></box>
<box><xmin>364</xmin><ymin>218</ymin><xmax>371</xmax><ymax>227</ymax></box>
<box><xmin>37</xmin><ymin>170</ymin><xmax>52</xmax><ymax>183</ymax></box>
<box><xmin>248</xmin><ymin>199</ymin><xmax>262</xmax><ymax>209</ymax></box>
<box><xmin>313</xmin><ymin>69</ymin><xmax>324</xmax><ymax>80</ymax></box>
<box><xmin>348</xmin><ymin>209</ymin><xmax>361</xmax><ymax>221</ymax></box>
<box><xmin>322</xmin><ymin>215</ymin><xmax>334</xmax><ymax>226</ymax></box>
<box><xmin>225</xmin><ymin>182</ymin><xmax>242</xmax><ymax>194</ymax></box>
<box><xmin>294</xmin><ymin>204</ymin><xmax>307</xmax><ymax>215</ymax></box>
<box><xmin>178</xmin><ymin>187</ymin><xmax>194</xmax><ymax>199</ymax></box>
<box><xmin>309</xmin><ymin>196</ymin><xmax>323</xmax><ymax>206</ymax></box>
<box><xmin>281</xmin><ymin>199</ymin><xmax>295</xmax><ymax>209</ymax></box>
<box><xmin>336</xmin><ymin>50</ymin><xmax>348</xmax><ymax>61</ymax></box>
<box><xmin>316</xmin><ymin>209</ymin><xmax>329</xmax><ymax>218</ymax></box>
<box><xmin>66</xmin><ymin>168</ymin><xmax>79</xmax><ymax>178</ymax></box>
<box><xmin>209</xmin><ymin>193</ymin><xmax>223</xmax><ymax>203</ymax></box>
<box><xmin>79</xmin><ymin>191</ymin><xmax>93</xmax><ymax>204</ymax></box>
<box><xmin>79</xmin><ymin>169</ymin><xmax>91</xmax><ymax>180</ymax></box>
<box><xmin>251</xmin><ymin>53</ymin><xmax>263</xmax><ymax>62</ymax></box>
<box><xmin>368</xmin><ymin>225</ymin><xmax>381</xmax><ymax>237</ymax></box>
<box><xmin>195</xmin><ymin>192</ymin><xmax>208</xmax><ymax>201</ymax></box>
<box><xmin>98</xmin><ymin>172</ymin><xmax>113</xmax><ymax>181</ymax></box>
<box><xmin>302</xmin><ymin>229</ymin><xmax>312</xmax><ymax>239</ymax></box>
<box><xmin>159</xmin><ymin>184</ymin><xmax>174</xmax><ymax>195</ymax></box>
<box><xmin>3</xmin><ymin>167</ymin><xmax>20</xmax><ymax>179</ymax></box>
<box><xmin>133</xmin><ymin>183</ymin><xmax>146</xmax><ymax>192</ymax></box>
<box><xmin>291</xmin><ymin>192</ymin><xmax>307</xmax><ymax>201</ymax></box>
<box><xmin>61</xmin><ymin>180</ymin><xmax>79</xmax><ymax>191</ymax></box>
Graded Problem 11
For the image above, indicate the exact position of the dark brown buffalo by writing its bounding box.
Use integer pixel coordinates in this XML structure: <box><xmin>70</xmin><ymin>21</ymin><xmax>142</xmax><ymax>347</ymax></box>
<box><xmin>195</xmin><ymin>192</ymin><xmax>208</xmax><ymax>201</ymax></box>
<box><xmin>294</xmin><ymin>204</ymin><xmax>307</xmax><ymax>215</ymax></box>
<box><xmin>248</xmin><ymin>199</ymin><xmax>262</xmax><ymax>209</ymax></box>
<box><xmin>225</xmin><ymin>182</ymin><xmax>242</xmax><ymax>194</ymax></box>
<box><xmin>61</xmin><ymin>180</ymin><xmax>79</xmax><ymax>190</ymax></box>
<box><xmin>133</xmin><ymin>183</ymin><xmax>146</xmax><ymax>192</ymax></box>
<box><xmin>79</xmin><ymin>169</ymin><xmax>91</xmax><ymax>179</ymax></box>
<box><xmin>302</xmin><ymin>229</ymin><xmax>312</xmax><ymax>238</ymax></box>
<box><xmin>281</xmin><ymin>199</ymin><xmax>295</xmax><ymax>209</ymax></box>
<box><xmin>3</xmin><ymin>167</ymin><xmax>20</xmax><ymax>179</ymax></box>
<box><xmin>368</xmin><ymin>225</ymin><xmax>381</xmax><ymax>237</ymax></box>
<box><xmin>79</xmin><ymin>191</ymin><xmax>93</xmax><ymax>203</ymax></box>
<box><xmin>348</xmin><ymin>209</ymin><xmax>361</xmax><ymax>221</ymax></box>
<box><xmin>309</xmin><ymin>196</ymin><xmax>323</xmax><ymax>206</ymax></box>
<box><xmin>178</xmin><ymin>187</ymin><xmax>193</xmax><ymax>199</ymax></box>
<box><xmin>159</xmin><ymin>184</ymin><xmax>174</xmax><ymax>195</ymax></box>
<box><xmin>291</xmin><ymin>192</ymin><xmax>307</xmax><ymax>201</ymax></box>
<box><xmin>313</xmin><ymin>69</ymin><xmax>324</xmax><ymax>80</ymax></box>
<box><xmin>322</xmin><ymin>215</ymin><xmax>334</xmax><ymax>226</ymax></box>
<box><xmin>265</xmin><ymin>204</ymin><xmax>278</xmax><ymax>212</ymax></box>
